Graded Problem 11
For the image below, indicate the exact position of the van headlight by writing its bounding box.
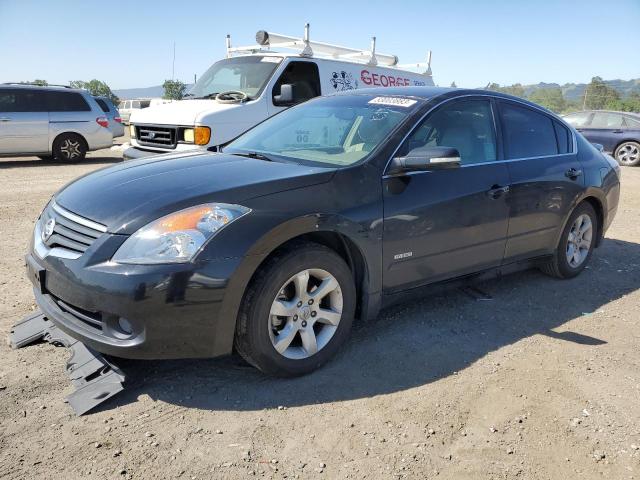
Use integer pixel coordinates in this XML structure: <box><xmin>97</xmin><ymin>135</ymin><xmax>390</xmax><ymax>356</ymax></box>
<box><xmin>112</xmin><ymin>203</ymin><xmax>250</xmax><ymax>264</ymax></box>
<box><xmin>183</xmin><ymin>126</ymin><xmax>211</xmax><ymax>145</ymax></box>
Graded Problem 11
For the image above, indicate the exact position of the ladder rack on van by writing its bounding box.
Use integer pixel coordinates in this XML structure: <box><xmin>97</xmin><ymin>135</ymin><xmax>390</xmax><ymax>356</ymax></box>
<box><xmin>225</xmin><ymin>23</ymin><xmax>432</xmax><ymax>74</ymax></box>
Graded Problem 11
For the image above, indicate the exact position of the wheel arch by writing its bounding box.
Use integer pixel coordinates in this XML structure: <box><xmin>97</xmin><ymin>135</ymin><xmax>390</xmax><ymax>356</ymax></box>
<box><xmin>555</xmin><ymin>192</ymin><xmax>606</xmax><ymax>249</ymax></box>
<box><xmin>213</xmin><ymin>215</ymin><xmax>381</xmax><ymax>357</ymax></box>
<box><xmin>52</xmin><ymin>131</ymin><xmax>89</xmax><ymax>151</ymax></box>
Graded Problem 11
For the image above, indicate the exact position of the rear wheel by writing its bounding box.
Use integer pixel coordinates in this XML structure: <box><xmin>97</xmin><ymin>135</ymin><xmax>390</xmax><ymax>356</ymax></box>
<box><xmin>541</xmin><ymin>202</ymin><xmax>598</xmax><ymax>279</ymax></box>
<box><xmin>235</xmin><ymin>242</ymin><xmax>356</xmax><ymax>377</ymax></box>
<box><xmin>614</xmin><ymin>141</ymin><xmax>640</xmax><ymax>166</ymax></box>
<box><xmin>53</xmin><ymin>133</ymin><xmax>87</xmax><ymax>163</ymax></box>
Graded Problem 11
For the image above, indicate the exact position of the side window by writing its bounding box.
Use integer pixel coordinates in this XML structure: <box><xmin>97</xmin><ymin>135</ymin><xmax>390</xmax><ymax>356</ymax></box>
<box><xmin>0</xmin><ymin>89</ymin><xmax>46</xmax><ymax>112</ymax></box>
<box><xmin>47</xmin><ymin>92</ymin><xmax>91</xmax><ymax>112</ymax></box>
<box><xmin>399</xmin><ymin>99</ymin><xmax>497</xmax><ymax>165</ymax></box>
<box><xmin>564</xmin><ymin>111</ymin><xmax>592</xmax><ymax>128</ymax></box>
<box><xmin>132</xmin><ymin>100</ymin><xmax>141</xmax><ymax>108</ymax></box>
<box><xmin>94</xmin><ymin>98</ymin><xmax>110</xmax><ymax>113</ymax></box>
<box><xmin>500</xmin><ymin>102</ymin><xmax>558</xmax><ymax>159</ymax></box>
<box><xmin>553</xmin><ymin>121</ymin><xmax>572</xmax><ymax>154</ymax></box>
<box><xmin>591</xmin><ymin>112</ymin><xmax>623</xmax><ymax>129</ymax></box>
<box><xmin>140</xmin><ymin>100</ymin><xmax>151</xmax><ymax>108</ymax></box>
<box><xmin>625</xmin><ymin>116</ymin><xmax>640</xmax><ymax>129</ymax></box>
<box><xmin>272</xmin><ymin>61</ymin><xmax>321</xmax><ymax>105</ymax></box>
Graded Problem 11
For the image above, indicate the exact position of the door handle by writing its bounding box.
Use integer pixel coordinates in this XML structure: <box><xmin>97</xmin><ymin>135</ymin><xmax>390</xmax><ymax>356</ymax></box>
<box><xmin>486</xmin><ymin>185</ymin><xmax>510</xmax><ymax>199</ymax></box>
<box><xmin>565</xmin><ymin>168</ymin><xmax>583</xmax><ymax>180</ymax></box>
<box><xmin>613</xmin><ymin>130</ymin><xmax>623</xmax><ymax>134</ymax></box>
<box><xmin>0</xmin><ymin>117</ymin><xmax>11</xmax><ymax>122</ymax></box>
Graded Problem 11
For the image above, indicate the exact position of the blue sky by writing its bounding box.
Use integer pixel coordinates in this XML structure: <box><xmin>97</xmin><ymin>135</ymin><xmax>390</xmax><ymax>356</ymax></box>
<box><xmin>1</xmin><ymin>0</ymin><xmax>638</xmax><ymax>89</ymax></box>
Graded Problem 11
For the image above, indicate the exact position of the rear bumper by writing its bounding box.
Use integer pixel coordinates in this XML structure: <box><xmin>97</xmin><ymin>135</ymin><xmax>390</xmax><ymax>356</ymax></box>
<box><xmin>27</xmin><ymin>248</ymin><xmax>240</xmax><ymax>360</ymax></box>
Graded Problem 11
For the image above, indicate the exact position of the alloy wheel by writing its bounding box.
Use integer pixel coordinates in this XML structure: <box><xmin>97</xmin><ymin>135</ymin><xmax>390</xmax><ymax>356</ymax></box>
<box><xmin>616</xmin><ymin>143</ymin><xmax>639</xmax><ymax>165</ymax></box>
<box><xmin>60</xmin><ymin>139</ymin><xmax>82</xmax><ymax>160</ymax></box>
<box><xmin>268</xmin><ymin>268</ymin><xmax>343</xmax><ymax>360</ymax></box>
<box><xmin>566</xmin><ymin>214</ymin><xmax>593</xmax><ymax>268</ymax></box>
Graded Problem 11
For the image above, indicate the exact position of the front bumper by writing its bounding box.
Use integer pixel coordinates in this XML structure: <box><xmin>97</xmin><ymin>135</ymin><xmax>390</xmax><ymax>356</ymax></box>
<box><xmin>26</xmin><ymin>246</ymin><xmax>241</xmax><ymax>360</ymax></box>
<box><xmin>122</xmin><ymin>146</ymin><xmax>162</xmax><ymax>160</ymax></box>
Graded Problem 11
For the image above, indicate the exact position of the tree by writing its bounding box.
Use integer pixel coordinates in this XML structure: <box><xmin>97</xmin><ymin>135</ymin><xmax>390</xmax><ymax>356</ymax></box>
<box><xmin>583</xmin><ymin>76</ymin><xmax>619</xmax><ymax>110</ymax></box>
<box><xmin>450</xmin><ymin>81</ymin><xmax>457</xmax><ymax>88</ymax></box>
<box><xmin>485</xmin><ymin>82</ymin><xmax>525</xmax><ymax>98</ymax></box>
<box><xmin>163</xmin><ymin>80</ymin><xmax>186</xmax><ymax>100</ymax></box>
<box><xmin>528</xmin><ymin>87</ymin><xmax>566</xmax><ymax>113</ymax></box>
<box><xmin>69</xmin><ymin>79</ymin><xmax>119</xmax><ymax>104</ymax></box>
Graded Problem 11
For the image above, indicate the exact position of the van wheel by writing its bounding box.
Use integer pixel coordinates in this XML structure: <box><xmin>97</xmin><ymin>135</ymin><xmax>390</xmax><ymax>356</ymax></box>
<box><xmin>614</xmin><ymin>141</ymin><xmax>640</xmax><ymax>166</ymax></box>
<box><xmin>53</xmin><ymin>134</ymin><xmax>87</xmax><ymax>162</ymax></box>
<box><xmin>541</xmin><ymin>202</ymin><xmax>598</xmax><ymax>279</ymax></box>
<box><xmin>235</xmin><ymin>242</ymin><xmax>356</xmax><ymax>377</ymax></box>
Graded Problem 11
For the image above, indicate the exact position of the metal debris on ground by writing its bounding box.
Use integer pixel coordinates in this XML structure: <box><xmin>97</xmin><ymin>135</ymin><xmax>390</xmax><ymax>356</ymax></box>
<box><xmin>8</xmin><ymin>310</ymin><xmax>125</xmax><ymax>415</ymax></box>
<box><xmin>459</xmin><ymin>285</ymin><xmax>493</xmax><ymax>301</ymax></box>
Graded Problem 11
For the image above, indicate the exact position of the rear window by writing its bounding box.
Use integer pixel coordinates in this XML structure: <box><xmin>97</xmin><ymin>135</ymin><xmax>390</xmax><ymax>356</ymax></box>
<box><xmin>500</xmin><ymin>102</ymin><xmax>558</xmax><ymax>159</ymax></box>
<box><xmin>94</xmin><ymin>98</ymin><xmax>110</xmax><ymax>113</ymax></box>
<box><xmin>47</xmin><ymin>91</ymin><xmax>91</xmax><ymax>112</ymax></box>
<box><xmin>0</xmin><ymin>89</ymin><xmax>48</xmax><ymax>112</ymax></box>
<box><xmin>626</xmin><ymin>116</ymin><xmax>640</xmax><ymax>128</ymax></box>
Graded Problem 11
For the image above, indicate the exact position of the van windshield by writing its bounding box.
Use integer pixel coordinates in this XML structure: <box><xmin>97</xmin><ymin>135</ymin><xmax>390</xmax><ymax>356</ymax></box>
<box><xmin>188</xmin><ymin>56</ymin><xmax>282</xmax><ymax>100</ymax></box>
<box><xmin>225</xmin><ymin>95</ymin><xmax>419</xmax><ymax>167</ymax></box>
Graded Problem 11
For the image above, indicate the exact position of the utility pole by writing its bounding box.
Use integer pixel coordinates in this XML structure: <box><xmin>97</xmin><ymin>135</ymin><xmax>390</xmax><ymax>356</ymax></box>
<box><xmin>172</xmin><ymin>42</ymin><xmax>176</xmax><ymax>80</ymax></box>
<box><xmin>582</xmin><ymin>84</ymin><xmax>588</xmax><ymax>110</ymax></box>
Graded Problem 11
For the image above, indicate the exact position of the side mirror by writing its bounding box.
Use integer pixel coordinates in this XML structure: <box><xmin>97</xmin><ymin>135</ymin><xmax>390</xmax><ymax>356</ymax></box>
<box><xmin>391</xmin><ymin>146</ymin><xmax>461</xmax><ymax>172</ymax></box>
<box><xmin>273</xmin><ymin>84</ymin><xmax>294</xmax><ymax>106</ymax></box>
<box><xmin>591</xmin><ymin>142</ymin><xmax>604</xmax><ymax>152</ymax></box>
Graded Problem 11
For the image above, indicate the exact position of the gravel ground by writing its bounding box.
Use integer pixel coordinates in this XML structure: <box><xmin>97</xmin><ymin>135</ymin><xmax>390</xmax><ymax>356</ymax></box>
<box><xmin>0</xmin><ymin>144</ymin><xmax>639</xmax><ymax>480</ymax></box>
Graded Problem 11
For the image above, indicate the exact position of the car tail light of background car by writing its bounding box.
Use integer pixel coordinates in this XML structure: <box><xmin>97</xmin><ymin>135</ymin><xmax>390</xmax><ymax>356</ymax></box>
<box><xmin>114</xmin><ymin>116</ymin><xmax>122</xmax><ymax>124</ymax></box>
<box><xmin>96</xmin><ymin>116</ymin><xmax>109</xmax><ymax>128</ymax></box>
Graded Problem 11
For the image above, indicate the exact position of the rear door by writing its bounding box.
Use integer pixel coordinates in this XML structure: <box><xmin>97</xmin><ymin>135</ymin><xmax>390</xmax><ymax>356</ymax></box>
<box><xmin>498</xmin><ymin>100</ymin><xmax>583</xmax><ymax>262</ymax></box>
<box><xmin>382</xmin><ymin>97</ymin><xmax>511</xmax><ymax>292</ymax></box>
<box><xmin>580</xmin><ymin>112</ymin><xmax>624</xmax><ymax>152</ymax></box>
<box><xmin>0</xmin><ymin>88</ymin><xmax>49</xmax><ymax>154</ymax></box>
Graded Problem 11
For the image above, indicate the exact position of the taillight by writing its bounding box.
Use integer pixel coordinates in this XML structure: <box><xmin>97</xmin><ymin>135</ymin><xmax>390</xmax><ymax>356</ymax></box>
<box><xmin>114</xmin><ymin>116</ymin><xmax>122</xmax><ymax>124</ymax></box>
<box><xmin>96</xmin><ymin>116</ymin><xmax>109</xmax><ymax>128</ymax></box>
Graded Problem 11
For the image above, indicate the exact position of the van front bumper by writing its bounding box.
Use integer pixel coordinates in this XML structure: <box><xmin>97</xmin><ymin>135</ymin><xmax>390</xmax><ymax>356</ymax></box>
<box><xmin>26</xmin><ymin>249</ymin><xmax>240</xmax><ymax>360</ymax></box>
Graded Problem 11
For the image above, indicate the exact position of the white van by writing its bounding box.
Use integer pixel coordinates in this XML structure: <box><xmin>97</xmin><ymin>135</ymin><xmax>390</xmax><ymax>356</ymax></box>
<box><xmin>124</xmin><ymin>25</ymin><xmax>434</xmax><ymax>159</ymax></box>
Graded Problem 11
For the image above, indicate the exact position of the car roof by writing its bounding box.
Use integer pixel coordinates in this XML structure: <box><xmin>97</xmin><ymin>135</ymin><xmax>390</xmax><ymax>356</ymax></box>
<box><xmin>0</xmin><ymin>83</ymin><xmax>86</xmax><ymax>94</ymax></box>
<box><xmin>331</xmin><ymin>86</ymin><xmax>553</xmax><ymax>111</ymax></box>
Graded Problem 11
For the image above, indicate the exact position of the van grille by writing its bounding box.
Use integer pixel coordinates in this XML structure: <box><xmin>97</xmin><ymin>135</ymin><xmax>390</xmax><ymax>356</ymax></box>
<box><xmin>135</xmin><ymin>125</ymin><xmax>177</xmax><ymax>149</ymax></box>
<box><xmin>41</xmin><ymin>202</ymin><xmax>106</xmax><ymax>255</ymax></box>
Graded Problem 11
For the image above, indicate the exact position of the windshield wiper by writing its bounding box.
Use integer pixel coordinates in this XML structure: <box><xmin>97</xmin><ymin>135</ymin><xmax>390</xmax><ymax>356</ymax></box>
<box><xmin>230</xmin><ymin>151</ymin><xmax>273</xmax><ymax>161</ymax></box>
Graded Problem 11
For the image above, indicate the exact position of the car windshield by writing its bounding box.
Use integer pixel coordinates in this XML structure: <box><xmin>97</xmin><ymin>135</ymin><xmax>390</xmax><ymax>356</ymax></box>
<box><xmin>188</xmin><ymin>56</ymin><xmax>282</xmax><ymax>100</ymax></box>
<box><xmin>225</xmin><ymin>95</ymin><xmax>419</xmax><ymax>167</ymax></box>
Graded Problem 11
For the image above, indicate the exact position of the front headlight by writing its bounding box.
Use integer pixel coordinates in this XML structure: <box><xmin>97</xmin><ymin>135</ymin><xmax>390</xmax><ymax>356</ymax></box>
<box><xmin>112</xmin><ymin>203</ymin><xmax>250</xmax><ymax>264</ymax></box>
<box><xmin>129</xmin><ymin>124</ymin><xmax>136</xmax><ymax>137</ymax></box>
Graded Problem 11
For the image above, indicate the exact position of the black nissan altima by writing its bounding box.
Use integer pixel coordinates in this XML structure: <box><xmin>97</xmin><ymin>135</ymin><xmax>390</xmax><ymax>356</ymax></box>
<box><xmin>27</xmin><ymin>87</ymin><xmax>620</xmax><ymax>376</ymax></box>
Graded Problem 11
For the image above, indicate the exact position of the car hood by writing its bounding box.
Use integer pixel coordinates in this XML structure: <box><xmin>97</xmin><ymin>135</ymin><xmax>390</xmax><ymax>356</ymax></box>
<box><xmin>55</xmin><ymin>151</ymin><xmax>335</xmax><ymax>234</ymax></box>
<box><xmin>129</xmin><ymin>100</ymin><xmax>240</xmax><ymax>126</ymax></box>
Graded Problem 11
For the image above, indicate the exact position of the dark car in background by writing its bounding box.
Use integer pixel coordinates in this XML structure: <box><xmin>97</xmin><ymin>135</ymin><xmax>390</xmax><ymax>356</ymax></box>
<box><xmin>563</xmin><ymin>110</ymin><xmax>640</xmax><ymax>166</ymax></box>
<box><xmin>26</xmin><ymin>87</ymin><xmax>620</xmax><ymax>377</ymax></box>
<box><xmin>93</xmin><ymin>96</ymin><xmax>124</xmax><ymax>138</ymax></box>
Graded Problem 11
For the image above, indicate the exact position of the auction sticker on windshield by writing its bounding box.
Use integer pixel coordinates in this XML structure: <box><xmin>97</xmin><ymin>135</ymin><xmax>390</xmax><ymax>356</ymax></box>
<box><xmin>368</xmin><ymin>97</ymin><xmax>417</xmax><ymax>107</ymax></box>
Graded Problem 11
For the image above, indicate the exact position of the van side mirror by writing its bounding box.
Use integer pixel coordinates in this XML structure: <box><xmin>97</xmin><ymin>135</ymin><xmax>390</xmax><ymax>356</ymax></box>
<box><xmin>390</xmin><ymin>146</ymin><xmax>461</xmax><ymax>172</ymax></box>
<box><xmin>273</xmin><ymin>84</ymin><xmax>294</xmax><ymax>106</ymax></box>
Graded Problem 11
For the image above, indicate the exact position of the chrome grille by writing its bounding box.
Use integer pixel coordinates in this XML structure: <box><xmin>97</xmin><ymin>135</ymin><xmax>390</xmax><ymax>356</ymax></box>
<box><xmin>41</xmin><ymin>202</ymin><xmax>106</xmax><ymax>255</ymax></box>
<box><xmin>135</xmin><ymin>124</ymin><xmax>177</xmax><ymax>148</ymax></box>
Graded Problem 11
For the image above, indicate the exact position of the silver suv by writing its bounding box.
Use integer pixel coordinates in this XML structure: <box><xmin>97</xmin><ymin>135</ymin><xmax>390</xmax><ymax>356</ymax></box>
<box><xmin>0</xmin><ymin>84</ymin><xmax>113</xmax><ymax>162</ymax></box>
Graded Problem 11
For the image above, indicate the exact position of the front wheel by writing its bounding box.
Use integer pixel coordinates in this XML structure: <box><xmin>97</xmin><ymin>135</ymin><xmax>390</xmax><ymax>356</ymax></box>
<box><xmin>614</xmin><ymin>141</ymin><xmax>640</xmax><ymax>166</ymax></box>
<box><xmin>235</xmin><ymin>242</ymin><xmax>356</xmax><ymax>377</ymax></box>
<box><xmin>540</xmin><ymin>202</ymin><xmax>598</xmax><ymax>279</ymax></box>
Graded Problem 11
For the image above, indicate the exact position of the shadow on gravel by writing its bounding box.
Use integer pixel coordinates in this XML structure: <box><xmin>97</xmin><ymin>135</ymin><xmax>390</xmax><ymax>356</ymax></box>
<box><xmin>0</xmin><ymin>156</ymin><xmax>123</xmax><ymax>169</ymax></box>
<box><xmin>90</xmin><ymin>238</ymin><xmax>639</xmax><ymax>414</ymax></box>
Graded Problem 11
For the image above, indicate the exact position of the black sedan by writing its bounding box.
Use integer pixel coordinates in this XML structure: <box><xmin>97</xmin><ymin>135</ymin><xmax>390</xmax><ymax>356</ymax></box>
<box><xmin>26</xmin><ymin>87</ymin><xmax>620</xmax><ymax>377</ymax></box>
<box><xmin>563</xmin><ymin>110</ymin><xmax>640</xmax><ymax>166</ymax></box>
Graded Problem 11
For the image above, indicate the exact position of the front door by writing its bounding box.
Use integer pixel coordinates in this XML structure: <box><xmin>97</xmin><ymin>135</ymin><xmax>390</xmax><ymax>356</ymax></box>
<box><xmin>268</xmin><ymin>60</ymin><xmax>321</xmax><ymax>116</ymax></box>
<box><xmin>0</xmin><ymin>89</ymin><xmax>49</xmax><ymax>154</ymax></box>
<box><xmin>382</xmin><ymin>98</ymin><xmax>511</xmax><ymax>292</ymax></box>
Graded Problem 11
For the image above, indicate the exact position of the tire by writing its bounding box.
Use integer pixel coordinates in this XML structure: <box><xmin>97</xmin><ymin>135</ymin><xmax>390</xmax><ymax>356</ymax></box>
<box><xmin>52</xmin><ymin>133</ymin><xmax>87</xmax><ymax>163</ymax></box>
<box><xmin>234</xmin><ymin>242</ymin><xmax>356</xmax><ymax>377</ymax></box>
<box><xmin>614</xmin><ymin>141</ymin><xmax>640</xmax><ymax>167</ymax></box>
<box><xmin>540</xmin><ymin>202</ymin><xmax>598</xmax><ymax>279</ymax></box>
